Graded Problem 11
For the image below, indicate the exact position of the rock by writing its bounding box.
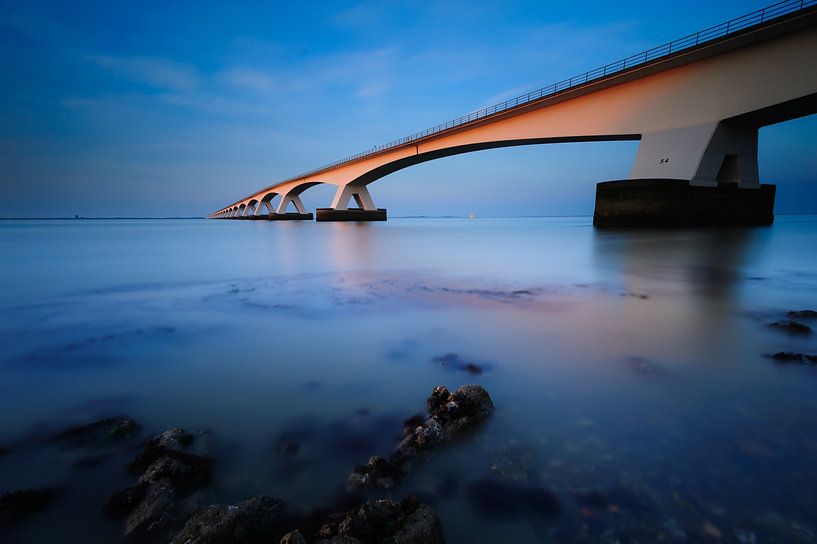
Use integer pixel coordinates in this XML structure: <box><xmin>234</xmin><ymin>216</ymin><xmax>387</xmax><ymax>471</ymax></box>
<box><xmin>460</xmin><ymin>363</ymin><xmax>484</xmax><ymax>375</ymax></box>
<box><xmin>317</xmin><ymin>497</ymin><xmax>443</xmax><ymax>544</ymax></box>
<box><xmin>489</xmin><ymin>446</ymin><xmax>536</xmax><ymax>482</ymax></box>
<box><xmin>734</xmin><ymin>528</ymin><xmax>757</xmax><ymax>544</ymax></box>
<box><xmin>56</xmin><ymin>416</ymin><xmax>141</xmax><ymax>447</ymax></box>
<box><xmin>401</xmin><ymin>415</ymin><xmax>425</xmax><ymax>437</ymax></box>
<box><xmin>170</xmin><ymin>495</ymin><xmax>285</xmax><ymax>544</ymax></box>
<box><xmin>128</xmin><ymin>428</ymin><xmax>213</xmax><ymax>474</ymax></box>
<box><xmin>767</xmin><ymin>320</ymin><xmax>813</xmax><ymax>335</ymax></box>
<box><xmin>431</xmin><ymin>353</ymin><xmax>486</xmax><ymax>375</ymax></box>
<box><xmin>768</xmin><ymin>351</ymin><xmax>806</xmax><ymax>362</ymax></box>
<box><xmin>766</xmin><ymin>352</ymin><xmax>817</xmax><ymax>364</ymax></box>
<box><xmin>316</xmin><ymin>538</ymin><xmax>362</xmax><ymax>544</ymax></box>
<box><xmin>787</xmin><ymin>309</ymin><xmax>817</xmax><ymax>319</ymax></box>
<box><xmin>123</xmin><ymin>479</ymin><xmax>177</xmax><ymax>540</ymax></box>
<box><xmin>106</xmin><ymin>427</ymin><xmax>215</xmax><ymax>541</ymax></box>
<box><xmin>391</xmin><ymin>498</ymin><xmax>445</xmax><ymax>544</ymax></box>
<box><xmin>0</xmin><ymin>488</ymin><xmax>55</xmax><ymax>526</ymax></box>
<box><xmin>625</xmin><ymin>356</ymin><xmax>663</xmax><ymax>377</ymax></box>
<box><xmin>426</xmin><ymin>386</ymin><xmax>450</xmax><ymax>413</ymax></box>
<box><xmin>138</xmin><ymin>454</ymin><xmax>212</xmax><ymax>494</ymax></box>
<box><xmin>348</xmin><ymin>385</ymin><xmax>493</xmax><ymax>490</ymax></box>
<box><xmin>103</xmin><ymin>482</ymin><xmax>148</xmax><ymax>518</ymax></box>
<box><xmin>702</xmin><ymin>522</ymin><xmax>722</xmax><ymax>539</ymax></box>
<box><xmin>281</xmin><ymin>530</ymin><xmax>309</xmax><ymax>544</ymax></box>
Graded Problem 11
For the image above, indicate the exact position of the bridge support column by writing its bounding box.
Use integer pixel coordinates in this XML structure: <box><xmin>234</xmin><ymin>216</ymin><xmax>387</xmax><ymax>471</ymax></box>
<box><xmin>597</xmin><ymin>120</ymin><xmax>773</xmax><ymax>227</ymax></box>
<box><xmin>630</xmin><ymin>121</ymin><xmax>760</xmax><ymax>188</ymax></box>
<box><xmin>318</xmin><ymin>185</ymin><xmax>387</xmax><ymax>221</ymax></box>
<box><xmin>270</xmin><ymin>193</ymin><xmax>314</xmax><ymax>220</ymax></box>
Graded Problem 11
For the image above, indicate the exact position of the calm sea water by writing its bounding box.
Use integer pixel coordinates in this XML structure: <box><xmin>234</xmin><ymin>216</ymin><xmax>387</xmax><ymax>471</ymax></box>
<box><xmin>1</xmin><ymin>216</ymin><xmax>817</xmax><ymax>543</ymax></box>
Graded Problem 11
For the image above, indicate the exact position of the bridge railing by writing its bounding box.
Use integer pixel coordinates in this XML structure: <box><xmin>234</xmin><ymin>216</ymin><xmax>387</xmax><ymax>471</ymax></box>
<box><xmin>286</xmin><ymin>0</ymin><xmax>815</xmax><ymax>183</ymax></box>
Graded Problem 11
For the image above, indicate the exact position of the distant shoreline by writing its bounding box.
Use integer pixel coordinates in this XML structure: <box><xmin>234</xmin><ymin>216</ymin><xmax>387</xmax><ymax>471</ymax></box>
<box><xmin>1</xmin><ymin>213</ymin><xmax>815</xmax><ymax>221</ymax></box>
<box><xmin>0</xmin><ymin>217</ymin><xmax>205</xmax><ymax>220</ymax></box>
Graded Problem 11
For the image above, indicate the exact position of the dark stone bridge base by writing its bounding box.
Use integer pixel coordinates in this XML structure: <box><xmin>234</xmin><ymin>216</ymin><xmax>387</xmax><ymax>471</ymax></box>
<box><xmin>316</xmin><ymin>208</ymin><xmax>388</xmax><ymax>222</ymax></box>
<box><xmin>240</xmin><ymin>213</ymin><xmax>314</xmax><ymax>220</ymax></box>
<box><xmin>593</xmin><ymin>179</ymin><xmax>776</xmax><ymax>227</ymax></box>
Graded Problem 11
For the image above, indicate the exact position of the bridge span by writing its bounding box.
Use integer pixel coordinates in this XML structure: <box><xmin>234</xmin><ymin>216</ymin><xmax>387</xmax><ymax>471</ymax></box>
<box><xmin>210</xmin><ymin>0</ymin><xmax>817</xmax><ymax>226</ymax></box>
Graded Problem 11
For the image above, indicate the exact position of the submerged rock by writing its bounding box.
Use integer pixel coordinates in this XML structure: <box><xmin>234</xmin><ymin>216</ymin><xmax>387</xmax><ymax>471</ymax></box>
<box><xmin>787</xmin><ymin>309</ymin><xmax>817</xmax><ymax>320</ymax></box>
<box><xmin>56</xmin><ymin>416</ymin><xmax>141</xmax><ymax>447</ymax></box>
<box><xmin>625</xmin><ymin>356</ymin><xmax>663</xmax><ymax>377</ymax></box>
<box><xmin>466</xmin><ymin>479</ymin><xmax>561</xmax><ymax>520</ymax></box>
<box><xmin>489</xmin><ymin>446</ymin><xmax>536</xmax><ymax>483</ymax></box>
<box><xmin>170</xmin><ymin>495</ymin><xmax>285</xmax><ymax>544</ymax></box>
<box><xmin>316</xmin><ymin>496</ymin><xmax>443</xmax><ymax>544</ymax></box>
<box><xmin>431</xmin><ymin>353</ymin><xmax>487</xmax><ymax>375</ymax></box>
<box><xmin>766</xmin><ymin>352</ymin><xmax>817</xmax><ymax>364</ymax></box>
<box><xmin>347</xmin><ymin>385</ymin><xmax>494</xmax><ymax>491</ymax></box>
<box><xmin>0</xmin><ymin>488</ymin><xmax>55</xmax><ymax>526</ymax></box>
<box><xmin>105</xmin><ymin>427</ymin><xmax>214</xmax><ymax>541</ymax></box>
<box><xmin>767</xmin><ymin>320</ymin><xmax>813</xmax><ymax>335</ymax></box>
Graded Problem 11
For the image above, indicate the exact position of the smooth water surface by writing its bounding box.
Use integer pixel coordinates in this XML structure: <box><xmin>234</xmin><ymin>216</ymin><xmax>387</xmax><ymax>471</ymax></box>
<box><xmin>1</xmin><ymin>217</ymin><xmax>817</xmax><ymax>543</ymax></box>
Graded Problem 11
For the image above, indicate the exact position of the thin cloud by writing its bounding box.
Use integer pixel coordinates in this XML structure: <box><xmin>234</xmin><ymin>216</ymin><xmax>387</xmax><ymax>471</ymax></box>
<box><xmin>219</xmin><ymin>66</ymin><xmax>276</xmax><ymax>92</ymax></box>
<box><xmin>88</xmin><ymin>55</ymin><xmax>201</xmax><ymax>91</ymax></box>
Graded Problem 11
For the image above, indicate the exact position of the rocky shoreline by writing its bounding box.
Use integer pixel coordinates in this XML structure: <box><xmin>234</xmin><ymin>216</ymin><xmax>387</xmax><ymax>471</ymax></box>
<box><xmin>2</xmin><ymin>307</ymin><xmax>816</xmax><ymax>542</ymax></box>
<box><xmin>1</xmin><ymin>385</ymin><xmax>492</xmax><ymax>543</ymax></box>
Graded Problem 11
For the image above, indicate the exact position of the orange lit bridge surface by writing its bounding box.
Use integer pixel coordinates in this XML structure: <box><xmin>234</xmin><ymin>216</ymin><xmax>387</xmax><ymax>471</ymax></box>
<box><xmin>210</xmin><ymin>0</ymin><xmax>817</xmax><ymax>222</ymax></box>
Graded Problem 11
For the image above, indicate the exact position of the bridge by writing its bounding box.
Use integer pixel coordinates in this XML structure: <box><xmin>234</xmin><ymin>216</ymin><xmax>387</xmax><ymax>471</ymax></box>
<box><xmin>209</xmin><ymin>0</ymin><xmax>817</xmax><ymax>226</ymax></box>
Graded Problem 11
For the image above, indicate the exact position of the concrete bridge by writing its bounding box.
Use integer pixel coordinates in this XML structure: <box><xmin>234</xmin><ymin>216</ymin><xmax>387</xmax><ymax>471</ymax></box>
<box><xmin>210</xmin><ymin>0</ymin><xmax>817</xmax><ymax>226</ymax></box>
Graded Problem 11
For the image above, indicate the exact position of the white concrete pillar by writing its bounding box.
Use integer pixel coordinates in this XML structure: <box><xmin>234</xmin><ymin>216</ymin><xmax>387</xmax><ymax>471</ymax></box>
<box><xmin>630</xmin><ymin>121</ymin><xmax>759</xmax><ymax>188</ymax></box>
<box><xmin>276</xmin><ymin>193</ymin><xmax>307</xmax><ymax>214</ymax></box>
<box><xmin>330</xmin><ymin>184</ymin><xmax>377</xmax><ymax>211</ymax></box>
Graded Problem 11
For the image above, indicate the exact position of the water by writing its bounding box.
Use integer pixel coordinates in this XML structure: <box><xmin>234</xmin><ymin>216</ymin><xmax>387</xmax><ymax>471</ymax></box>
<box><xmin>1</xmin><ymin>216</ymin><xmax>817</xmax><ymax>543</ymax></box>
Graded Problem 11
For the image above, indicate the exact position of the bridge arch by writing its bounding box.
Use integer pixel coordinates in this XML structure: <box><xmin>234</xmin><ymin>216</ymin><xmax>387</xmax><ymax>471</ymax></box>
<box><xmin>277</xmin><ymin>181</ymin><xmax>333</xmax><ymax>214</ymax></box>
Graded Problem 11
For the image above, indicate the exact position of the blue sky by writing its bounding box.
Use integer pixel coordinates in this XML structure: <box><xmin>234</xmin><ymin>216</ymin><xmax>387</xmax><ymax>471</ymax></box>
<box><xmin>1</xmin><ymin>0</ymin><xmax>815</xmax><ymax>217</ymax></box>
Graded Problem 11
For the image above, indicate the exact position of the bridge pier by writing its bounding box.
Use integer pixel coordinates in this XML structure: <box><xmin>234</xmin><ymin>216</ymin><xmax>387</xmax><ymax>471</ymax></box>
<box><xmin>316</xmin><ymin>208</ymin><xmax>387</xmax><ymax>221</ymax></box>
<box><xmin>242</xmin><ymin>212</ymin><xmax>314</xmax><ymax>220</ymax></box>
<box><xmin>598</xmin><ymin>120</ymin><xmax>774</xmax><ymax>227</ymax></box>
<box><xmin>593</xmin><ymin>179</ymin><xmax>775</xmax><ymax>227</ymax></box>
<box><xmin>317</xmin><ymin>185</ymin><xmax>387</xmax><ymax>221</ymax></box>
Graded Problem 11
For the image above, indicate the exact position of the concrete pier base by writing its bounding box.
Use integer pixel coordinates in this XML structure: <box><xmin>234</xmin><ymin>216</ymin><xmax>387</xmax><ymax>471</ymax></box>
<box><xmin>240</xmin><ymin>213</ymin><xmax>314</xmax><ymax>221</ymax></box>
<box><xmin>593</xmin><ymin>179</ymin><xmax>775</xmax><ymax>227</ymax></box>
<box><xmin>316</xmin><ymin>208</ymin><xmax>387</xmax><ymax>222</ymax></box>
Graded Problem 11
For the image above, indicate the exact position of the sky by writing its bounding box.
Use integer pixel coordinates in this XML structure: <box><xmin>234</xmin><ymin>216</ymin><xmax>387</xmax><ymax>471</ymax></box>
<box><xmin>1</xmin><ymin>0</ymin><xmax>815</xmax><ymax>218</ymax></box>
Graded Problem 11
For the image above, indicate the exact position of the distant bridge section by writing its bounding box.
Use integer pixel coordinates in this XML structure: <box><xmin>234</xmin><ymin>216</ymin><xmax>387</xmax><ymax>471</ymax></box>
<box><xmin>210</xmin><ymin>0</ymin><xmax>817</xmax><ymax>223</ymax></box>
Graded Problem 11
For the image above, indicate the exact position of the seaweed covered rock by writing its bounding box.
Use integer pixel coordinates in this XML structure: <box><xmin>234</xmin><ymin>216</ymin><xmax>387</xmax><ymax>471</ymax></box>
<box><xmin>105</xmin><ymin>427</ymin><xmax>214</xmax><ymax>541</ymax></box>
<box><xmin>316</xmin><ymin>497</ymin><xmax>443</xmax><ymax>544</ymax></box>
<box><xmin>170</xmin><ymin>495</ymin><xmax>285</xmax><ymax>544</ymax></box>
<box><xmin>0</xmin><ymin>488</ymin><xmax>55</xmax><ymax>526</ymax></box>
<box><xmin>348</xmin><ymin>385</ymin><xmax>493</xmax><ymax>491</ymax></box>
